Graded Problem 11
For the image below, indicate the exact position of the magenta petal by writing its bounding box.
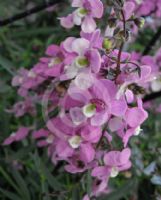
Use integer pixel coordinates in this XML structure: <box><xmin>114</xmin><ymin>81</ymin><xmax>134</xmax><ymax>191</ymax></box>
<box><xmin>91</xmin><ymin>166</ymin><xmax>109</xmax><ymax>180</ymax></box>
<box><xmin>125</xmin><ymin>89</ymin><xmax>134</xmax><ymax>104</ymax></box>
<box><xmin>111</xmin><ymin>98</ymin><xmax>127</xmax><ymax>117</ymax></box>
<box><xmin>104</xmin><ymin>151</ymin><xmax>121</xmax><ymax>166</ymax></box>
<box><xmin>3</xmin><ymin>135</ymin><xmax>15</xmax><ymax>145</ymax></box>
<box><xmin>123</xmin><ymin>128</ymin><xmax>135</xmax><ymax>147</ymax></box>
<box><xmin>45</xmin><ymin>45</ymin><xmax>60</xmax><ymax>56</ymax></box>
<box><xmin>33</xmin><ymin>129</ymin><xmax>49</xmax><ymax>139</ymax></box>
<box><xmin>81</xmin><ymin>125</ymin><xmax>102</xmax><ymax>143</ymax></box>
<box><xmin>15</xmin><ymin>127</ymin><xmax>30</xmax><ymax>141</ymax></box>
<box><xmin>62</xmin><ymin>37</ymin><xmax>76</xmax><ymax>53</ymax></box>
<box><xmin>125</xmin><ymin>107</ymin><xmax>148</xmax><ymax>127</ymax></box>
<box><xmin>80</xmin><ymin>143</ymin><xmax>95</xmax><ymax>163</ymax></box>
<box><xmin>140</xmin><ymin>65</ymin><xmax>151</xmax><ymax>80</ymax></box>
<box><xmin>119</xmin><ymin>148</ymin><xmax>131</xmax><ymax>165</ymax></box>
<box><xmin>56</xmin><ymin>140</ymin><xmax>74</xmax><ymax>158</ymax></box>
<box><xmin>108</xmin><ymin>117</ymin><xmax>124</xmax><ymax>132</ymax></box>
<box><xmin>82</xmin><ymin>194</ymin><xmax>90</xmax><ymax>200</ymax></box>
<box><xmin>104</xmin><ymin>131</ymin><xmax>113</xmax><ymax>142</ymax></box>
<box><xmin>60</xmin><ymin>14</ymin><xmax>74</xmax><ymax>29</ymax></box>
<box><xmin>92</xmin><ymin>179</ymin><xmax>109</xmax><ymax>196</ymax></box>
<box><xmin>45</xmin><ymin>64</ymin><xmax>62</xmax><ymax>77</ymax></box>
<box><xmin>91</xmin><ymin>110</ymin><xmax>109</xmax><ymax>126</ymax></box>
<box><xmin>47</xmin><ymin>117</ymin><xmax>74</xmax><ymax>139</ymax></box>
<box><xmin>37</xmin><ymin>140</ymin><xmax>48</xmax><ymax>147</ymax></box>
<box><xmin>3</xmin><ymin>127</ymin><xmax>30</xmax><ymax>145</ymax></box>
<box><xmin>86</xmin><ymin>49</ymin><xmax>101</xmax><ymax>73</ymax></box>
<box><xmin>118</xmin><ymin>161</ymin><xmax>132</xmax><ymax>171</ymax></box>
<box><xmin>89</xmin><ymin>0</ymin><xmax>104</xmax><ymax>18</ymax></box>
<box><xmin>123</xmin><ymin>2</ymin><xmax>135</xmax><ymax>20</ymax></box>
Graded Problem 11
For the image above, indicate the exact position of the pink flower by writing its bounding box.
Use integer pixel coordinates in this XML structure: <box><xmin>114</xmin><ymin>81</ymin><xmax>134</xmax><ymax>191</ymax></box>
<box><xmin>92</xmin><ymin>148</ymin><xmax>131</xmax><ymax>180</ymax></box>
<box><xmin>60</xmin><ymin>37</ymin><xmax>102</xmax><ymax>80</ymax></box>
<box><xmin>124</xmin><ymin>99</ymin><xmax>148</xmax><ymax>128</ymax></box>
<box><xmin>104</xmin><ymin>148</ymin><xmax>132</xmax><ymax>177</ymax></box>
<box><xmin>60</xmin><ymin>0</ymin><xmax>104</xmax><ymax>33</ymax></box>
<box><xmin>6</xmin><ymin>97</ymin><xmax>36</xmax><ymax>117</ymax></box>
<box><xmin>3</xmin><ymin>127</ymin><xmax>30</xmax><ymax>145</ymax></box>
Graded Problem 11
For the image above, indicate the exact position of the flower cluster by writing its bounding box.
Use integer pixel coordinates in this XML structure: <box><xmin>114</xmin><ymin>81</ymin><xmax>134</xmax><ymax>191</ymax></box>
<box><xmin>3</xmin><ymin>0</ymin><xmax>158</xmax><ymax>199</ymax></box>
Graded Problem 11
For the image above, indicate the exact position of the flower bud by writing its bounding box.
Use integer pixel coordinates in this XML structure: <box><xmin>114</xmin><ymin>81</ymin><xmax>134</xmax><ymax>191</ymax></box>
<box><xmin>103</xmin><ymin>38</ymin><xmax>112</xmax><ymax>51</ymax></box>
<box><xmin>108</xmin><ymin>18</ymin><xmax>117</xmax><ymax>28</ymax></box>
<box><xmin>134</xmin><ymin>17</ymin><xmax>145</xmax><ymax>28</ymax></box>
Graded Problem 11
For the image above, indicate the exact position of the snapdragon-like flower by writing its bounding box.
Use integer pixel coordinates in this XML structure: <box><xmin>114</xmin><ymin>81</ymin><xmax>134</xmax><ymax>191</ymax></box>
<box><xmin>60</xmin><ymin>0</ymin><xmax>104</xmax><ymax>33</ymax></box>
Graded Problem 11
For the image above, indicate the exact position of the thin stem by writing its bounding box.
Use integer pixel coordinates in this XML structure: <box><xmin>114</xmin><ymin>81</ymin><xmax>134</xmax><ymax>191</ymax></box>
<box><xmin>116</xmin><ymin>42</ymin><xmax>124</xmax><ymax>73</ymax></box>
<box><xmin>121</xmin><ymin>10</ymin><xmax>126</xmax><ymax>37</ymax></box>
<box><xmin>0</xmin><ymin>0</ymin><xmax>64</xmax><ymax>27</ymax></box>
<box><xmin>116</xmin><ymin>9</ymin><xmax>126</xmax><ymax>73</ymax></box>
<box><xmin>143</xmin><ymin>90</ymin><xmax>161</xmax><ymax>102</ymax></box>
<box><xmin>123</xmin><ymin>61</ymin><xmax>140</xmax><ymax>68</ymax></box>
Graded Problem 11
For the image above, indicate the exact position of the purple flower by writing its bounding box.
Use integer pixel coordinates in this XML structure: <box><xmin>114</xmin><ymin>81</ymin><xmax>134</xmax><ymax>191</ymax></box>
<box><xmin>92</xmin><ymin>148</ymin><xmax>131</xmax><ymax>180</ymax></box>
<box><xmin>60</xmin><ymin>37</ymin><xmax>102</xmax><ymax>80</ymax></box>
<box><xmin>60</xmin><ymin>0</ymin><xmax>104</xmax><ymax>33</ymax></box>
<box><xmin>3</xmin><ymin>127</ymin><xmax>30</xmax><ymax>145</ymax></box>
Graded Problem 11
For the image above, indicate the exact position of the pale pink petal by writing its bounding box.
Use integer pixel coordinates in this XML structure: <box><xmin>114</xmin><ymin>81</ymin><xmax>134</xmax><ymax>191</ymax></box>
<box><xmin>91</xmin><ymin>111</ymin><xmax>109</xmax><ymax>126</ymax></box>
<box><xmin>91</xmin><ymin>166</ymin><xmax>109</xmax><ymax>180</ymax></box>
<box><xmin>111</xmin><ymin>99</ymin><xmax>127</xmax><ymax>117</ymax></box>
<box><xmin>71</xmin><ymin>38</ymin><xmax>90</xmax><ymax>55</ymax></box>
<box><xmin>125</xmin><ymin>89</ymin><xmax>134</xmax><ymax>104</ymax></box>
<box><xmin>62</xmin><ymin>37</ymin><xmax>76</xmax><ymax>53</ymax></box>
<box><xmin>108</xmin><ymin>117</ymin><xmax>124</xmax><ymax>132</ymax></box>
<box><xmin>124</xmin><ymin>2</ymin><xmax>135</xmax><ymax>20</ymax></box>
<box><xmin>80</xmin><ymin>143</ymin><xmax>95</xmax><ymax>163</ymax></box>
<box><xmin>82</xmin><ymin>16</ymin><xmax>96</xmax><ymax>33</ymax></box>
<box><xmin>86</xmin><ymin>49</ymin><xmax>102</xmax><ymax>73</ymax></box>
<box><xmin>119</xmin><ymin>148</ymin><xmax>131</xmax><ymax>165</ymax></box>
<box><xmin>81</xmin><ymin>125</ymin><xmax>102</xmax><ymax>143</ymax></box>
<box><xmin>45</xmin><ymin>45</ymin><xmax>60</xmax><ymax>56</ymax></box>
<box><xmin>60</xmin><ymin>14</ymin><xmax>74</xmax><ymax>29</ymax></box>
<box><xmin>89</xmin><ymin>0</ymin><xmax>104</xmax><ymax>18</ymax></box>
<box><xmin>125</xmin><ymin>107</ymin><xmax>148</xmax><ymax>127</ymax></box>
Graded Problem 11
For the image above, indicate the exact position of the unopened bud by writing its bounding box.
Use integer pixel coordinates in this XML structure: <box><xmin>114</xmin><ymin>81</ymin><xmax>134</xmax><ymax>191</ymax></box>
<box><xmin>103</xmin><ymin>38</ymin><xmax>112</xmax><ymax>50</ymax></box>
<box><xmin>108</xmin><ymin>18</ymin><xmax>117</xmax><ymax>28</ymax></box>
<box><xmin>134</xmin><ymin>17</ymin><xmax>145</xmax><ymax>28</ymax></box>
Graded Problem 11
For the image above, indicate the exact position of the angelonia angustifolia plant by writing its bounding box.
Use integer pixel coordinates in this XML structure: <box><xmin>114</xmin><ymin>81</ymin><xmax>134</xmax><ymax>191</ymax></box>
<box><xmin>3</xmin><ymin>0</ymin><xmax>161</xmax><ymax>199</ymax></box>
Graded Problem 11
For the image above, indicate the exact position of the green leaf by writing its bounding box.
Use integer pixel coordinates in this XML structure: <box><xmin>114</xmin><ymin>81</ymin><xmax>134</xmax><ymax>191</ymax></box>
<box><xmin>0</xmin><ymin>166</ymin><xmax>19</xmax><ymax>193</ymax></box>
<box><xmin>0</xmin><ymin>80</ymin><xmax>11</xmax><ymax>93</ymax></box>
<box><xmin>72</xmin><ymin>186</ymin><xmax>80</xmax><ymax>200</ymax></box>
<box><xmin>87</xmin><ymin>170</ymin><xmax>92</xmax><ymax>196</ymax></box>
<box><xmin>11</xmin><ymin>168</ymin><xmax>31</xmax><ymax>200</ymax></box>
<box><xmin>99</xmin><ymin>179</ymin><xmax>137</xmax><ymax>200</ymax></box>
<box><xmin>0</xmin><ymin>55</ymin><xmax>15</xmax><ymax>76</ymax></box>
<box><xmin>40</xmin><ymin>161</ymin><xmax>64</xmax><ymax>191</ymax></box>
<box><xmin>10</xmin><ymin>145</ymin><xmax>35</xmax><ymax>160</ymax></box>
<box><xmin>0</xmin><ymin>188</ymin><xmax>21</xmax><ymax>200</ymax></box>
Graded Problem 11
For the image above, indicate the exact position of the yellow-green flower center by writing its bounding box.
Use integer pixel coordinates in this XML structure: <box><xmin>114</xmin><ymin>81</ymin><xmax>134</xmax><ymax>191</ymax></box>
<box><xmin>79</xmin><ymin>8</ymin><xmax>88</xmax><ymax>15</ymax></box>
